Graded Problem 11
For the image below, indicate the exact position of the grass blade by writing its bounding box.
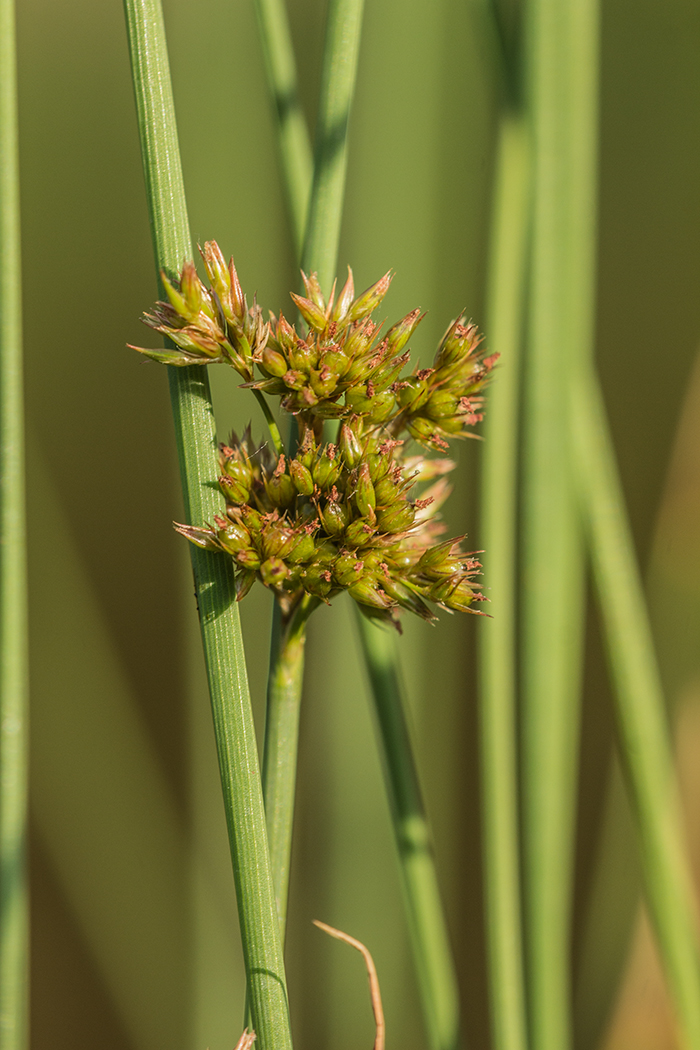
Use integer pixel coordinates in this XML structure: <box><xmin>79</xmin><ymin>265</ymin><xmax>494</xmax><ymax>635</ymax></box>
<box><xmin>572</xmin><ymin>364</ymin><xmax>700</xmax><ymax>1050</ymax></box>
<box><xmin>0</xmin><ymin>0</ymin><xmax>29</xmax><ymax>1046</ymax></box>
<box><xmin>123</xmin><ymin>4</ymin><xmax>292</xmax><ymax>1048</ymax></box>
<box><xmin>478</xmin><ymin>111</ymin><xmax>530</xmax><ymax>1050</ymax></box>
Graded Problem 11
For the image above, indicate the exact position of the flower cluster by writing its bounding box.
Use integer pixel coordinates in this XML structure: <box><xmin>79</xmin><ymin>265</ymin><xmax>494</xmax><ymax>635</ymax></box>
<box><xmin>133</xmin><ymin>242</ymin><xmax>497</xmax><ymax>629</ymax></box>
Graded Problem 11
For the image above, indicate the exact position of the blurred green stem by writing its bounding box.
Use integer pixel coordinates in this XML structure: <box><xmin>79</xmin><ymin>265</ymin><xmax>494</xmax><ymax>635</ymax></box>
<box><xmin>0</xmin><ymin>0</ymin><xmax>29</xmax><ymax>1046</ymax></box>
<box><xmin>357</xmin><ymin>616</ymin><xmax>459</xmax><ymax>1050</ymax></box>
<box><xmin>478</xmin><ymin>111</ymin><xmax>530</xmax><ymax>1050</ymax></box>
<box><xmin>521</xmin><ymin>0</ymin><xmax>586</xmax><ymax>1046</ymax></box>
<box><xmin>252</xmin><ymin>0</ymin><xmax>312</xmax><ymax>253</ymax></box>
<box><xmin>123</xmin><ymin>4</ymin><xmax>292</xmax><ymax>1049</ymax></box>
<box><xmin>572</xmin><ymin>365</ymin><xmax>700</xmax><ymax>1050</ymax></box>
<box><xmin>300</xmin><ymin>0</ymin><xmax>366</xmax><ymax>294</ymax></box>
<box><xmin>262</xmin><ymin>595</ymin><xmax>319</xmax><ymax>936</ymax></box>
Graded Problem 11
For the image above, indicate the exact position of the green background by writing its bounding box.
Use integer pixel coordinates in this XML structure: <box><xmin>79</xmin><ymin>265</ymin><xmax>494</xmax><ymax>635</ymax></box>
<box><xmin>16</xmin><ymin>0</ymin><xmax>700</xmax><ymax>1047</ymax></box>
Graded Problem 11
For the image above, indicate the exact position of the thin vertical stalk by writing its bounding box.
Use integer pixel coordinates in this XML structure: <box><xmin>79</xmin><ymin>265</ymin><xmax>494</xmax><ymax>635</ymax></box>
<box><xmin>252</xmin><ymin>0</ymin><xmax>312</xmax><ymax>253</ymax></box>
<box><xmin>122</xmin><ymin>5</ymin><xmax>292</xmax><ymax>1049</ymax></box>
<box><xmin>572</xmin><ymin>366</ymin><xmax>700</xmax><ymax>1050</ymax></box>
<box><xmin>0</xmin><ymin>0</ymin><xmax>28</xmax><ymax>1047</ymax></box>
<box><xmin>262</xmin><ymin>596</ymin><xmax>318</xmax><ymax>935</ymax></box>
<box><xmin>478</xmin><ymin>112</ymin><xmax>530</xmax><ymax>1050</ymax></box>
<box><xmin>521</xmin><ymin>0</ymin><xmax>586</xmax><ymax>1046</ymax></box>
<box><xmin>300</xmin><ymin>0</ymin><xmax>365</xmax><ymax>294</ymax></box>
<box><xmin>357</xmin><ymin>617</ymin><xmax>459</xmax><ymax>1050</ymax></box>
<box><xmin>254</xmin><ymin>7</ymin><xmax>462</xmax><ymax>1048</ymax></box>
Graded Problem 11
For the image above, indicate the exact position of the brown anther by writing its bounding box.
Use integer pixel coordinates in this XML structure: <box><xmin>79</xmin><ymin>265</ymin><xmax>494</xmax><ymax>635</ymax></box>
<box><xmin>327</xmin><ymin>443</ymin><xmax>337</xmax><ymax>460</ymax></box>
<box><xmin>482</xmin><ymin>352</ymin><xmax>500</xmax><ymax>369</ymax></box>
<box><xmin>213</xmin><ymin>515</ymin><xmax>227</xmax><ymax>528</ymax></box>
<box><xmin>327</xmin><ymin>321</ymin><xmax>338</xmax><ymax>338</ymax></box>
<box><xmin>329</xmin><ymin>485</ymin><xmax>340</xmax><ymax>502</ymax></box>
<box><xmin>321</xmin><ymin>569</ymin><xmax>332</xmax><ymax>583</ymax></box>
<box><xmin>378</xmin><ymin>439</ymin><xmax>403</xmax><ymax>455</ymax></box>
<box><xmin>416</xmin><ymin>368</ymin><xmax>434</xmax><ymax>381</ymax></box>
<box><xmin>274</xmin><ymin>454</ymin><xmax>286</xmax><ymax>477</ymax></box>
<box><xmin>414</xmin><ymin>497</ymin><xmax>434</xmax><ymax>510</ymax></box>
<box><xmin>353</xmin><ymin>561</ymin><xmax>364</xmax><ymax>573</ymax></box>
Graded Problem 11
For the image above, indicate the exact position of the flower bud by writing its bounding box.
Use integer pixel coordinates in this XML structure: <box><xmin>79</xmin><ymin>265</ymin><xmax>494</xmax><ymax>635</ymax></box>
<box><xmin>180</xmin><ymin>260</ymin><xmax>204</xmax><ymax>316</ymax></box>
<box><xmin>435</xmin><ymin>318</ymin><xmax>480</xmax><ymax>369</ymax></box>
<box><xmin>160</xmin><ymin>272</ymin><xmax>191</xmax><ymax>320</ymax></box>
<box><xmin>301</xmin><ymin>270</ymin><xmax>327</xmax><ymax>311</ymax></box>
<box><xmin>290</xmin><ymin>292</ymin><xmax>328</xmax><ymax>332</ymax></box>
<box><xmin>376</xmin><ymin>500</ymin><xmax>415</xmax><ymax>534</ymax></box>
<box><xmin>429</xmin><ymin>575</ymin><xmax>476</xmax><ymax>612</ymax></box>
<box><xmin>331</xmin><ymin>267</ymin><xmax>355</xmax><ymax>323</ymax></box>
<box><xmin>200</xmin><ymin>241</ymin><xmax>233</xmax><ymax>319</ymax></box>
<box><xmin>339</xmin><ymin>421</ymin><xmax>363</xmax><ymax>468</ymax></box>
<box><xmin>173</xmin><ymin>522</ymin><xmax>219</xmax><ymax>550</ymax></box>
<box><xmin>346</xmin><ymin>272</ymin><xmax>392</xmax><ymax>323</ymax></box>
<box><xmin>385</xmin><ymin>309</ymin><xmax>424</xmax><ymax>357</ymax></box>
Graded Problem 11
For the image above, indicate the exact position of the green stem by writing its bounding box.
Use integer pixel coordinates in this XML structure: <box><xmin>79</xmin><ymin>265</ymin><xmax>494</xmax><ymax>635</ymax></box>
<box><xmin>300</xmin><ymin>0</ymin><xmax>366</xmax><ymax>294</ymax></box>
<box><xmin>572</xmin><ymin>364</ymin><xmax>700</xmax><ymax>1050</ymax></box>
<box><xmin>253</xmin><ymin>389</ymin><xmax>285</xmax><ymax>458</ymax></box>
<box><xmin>123</xmin><ymin>4</ymin><xmax>292</xmax><ymax>1049</ymax></box>
<box><xmin>0</xmin><ymin>0</ymin><xmax>28</xmax><ymax>1046</ymax></box>
<box><xmin>478</xmin><ymin>111</ymin><xmax>530</xmax><ymax>1050</ymax></box>
<box><xmin>356</xmin><ymin>615</ymin><xmax>459</xmax><ymax>1050</ymax></box>
<box><xmin>521</xmin><ymin>0</ymin><xmax>587</xmax><ymax>1046</ymax></box>
<box><xmin>252</xmin><ymin>0</ymin><xmax>312</xmax><ymax>254</ymax></box>
<box><xmin>262</xmin><ymin>596</ymin><xmax>319</xmax><ymax>937</ymax></box>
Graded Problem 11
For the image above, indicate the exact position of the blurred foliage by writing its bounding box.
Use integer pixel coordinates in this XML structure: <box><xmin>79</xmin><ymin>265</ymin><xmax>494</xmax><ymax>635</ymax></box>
<box><xmin>16</xmin><ymin>0</ymin><xmax>700</xmax><ymax>1048</ymax></box>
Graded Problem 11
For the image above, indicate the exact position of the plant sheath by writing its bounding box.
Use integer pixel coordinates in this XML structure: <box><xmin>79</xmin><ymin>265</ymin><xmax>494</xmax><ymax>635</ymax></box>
<box><xmin>0</xmin><ymin>0</ymin><xmax>28</xmax><ymax>1046</ymax></box>
<box><xmin>122</xmin><ymin>4</ymin><xmax>292</xmax><ymax>1049</ymax></box>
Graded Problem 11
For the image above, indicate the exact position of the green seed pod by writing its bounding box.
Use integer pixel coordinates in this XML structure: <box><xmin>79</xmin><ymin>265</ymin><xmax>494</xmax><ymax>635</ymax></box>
<box><xmin>312</xmin><ymin>445</ymin><xmax>341</xmax><ymax>490</ymax></box>
<box><xmin>236</xmin><ymin>548</ymin><xmax>262</xmax><ymax>571</ymax></box>
<box><xmin>376</xmin><ymin>500</ymin><xmax>415</xmax><ymax>534</ymax></box>
<box><xmin>435</xmin><ymin>318</ymin><xmax>480</xmax><ymax>369</ymax></box>
<box><xmin>339</xmin><ymin>421</ymin><xmax>363</xmax><ymax>468</ymax></box>
<box><xmin>260</xmin><ymin>557</ymin><xmax>290</xmax><ymax>588</ymax></box>
<box><xmin>343</xmin><ymin>319</ymin><xmax>376</xmax><ymax>360</ymax></box>
<box><xmin>331</xmin><ymin>267</ymin><xmax>355</xmax><ymax>324</ymax></box>
<box><xmin>367</xmin><ymin>453</ymin><xmax>392</xmax><ymax>484</ymax></box>
<box><xmin>219</xmin><ymin>472</ymin><xmax>251</xmax><ymax>505</ymax></box>
<box><xmin>366</xmin><ymin>390</ymin><xmax>397</xmax><ymax>425</ymax></box>
<box><xmin>397</xmin><ymin>377</ymin><xmax>431</xmax><ymax>412</ymax></box>
<box><xmin>289</xmin><ymin>339</ymin><xmax>319</xmax><ymax>372</ymax></box>
<box><xmin>286</xmin><ymin>532</ymin><xmax>317</xmax><ymax>564</ymax></box>
<box><xmin>200</xmin><ymin>241</ymin><xmax>233</xmax><ymax>319</ymax></box>
<box><xmin>310</xmin><ymin>366</ymin><xmax>338</xmax><ymax>398</ymax></box>
<box><xmin>262</xmin><ymin>522</ymin><xmax>296</xmax><ymax>560</ymax></box>
<box><xmin>369</xmin><ymin>352</ymin><xmax>410</xmax><ymax>393</ymax></box>
<box><xmin>406</xmin><ymin>416</ymin><xmax>442</xmax><ymax>446</ymax></box>
<box><xmin>235</xmin><ymin>569</ymin><xmax>257</xmax><ymax>601</ymax></box>
<box><xmin>259</xmin><ymin>344</ymin><xmax>289</xmax><ymax>378</ymax></box>
<box><xmin>301</xmin><ymin>561</ymin><xmax>333</xmax><ymax>598</ymax></box>
<box><xmin>319</xmin><ymin>347</ymin><xmax>350</xmax><ymax>377</ymax></box>
<box><xmin>374</xmin><ymin>474</ymin><xmax>400</xmax><ymax>507</ymax></box>
<box><xmin>348</xmin><ymin>574</ymin><xmax>392</xmax><ymax>609</ymax></box>
<box><xmin>237</xmin><ymin>505</ymin><xmax>264</xmax><ymax>536</ymax></box>
<box><xmin>354</xmin><ymin>463</ymin><xmax>376</xmax><ymax>517</ymax></box>
<box><xmin>216</xmin><ymin>521</ymin><xmax>251</xmax><ymax>556</ymax></box>
<box><xmin>424</xmin><ymin>389</ymin><xmax>460</xmax><ymax>421</ymax></box>
<box><xmin>289</xmin><ymin>459</ymin><xmax>315</xmax><ymax>495</ymax></box>
<box><xmin>430</xmin><ymin>575</ymin><xmax>475</xmax><ymax>612</ymax></box>
<box><xmin>345</xmin><ymin>517</ymin><xmax>376</xmax><ymax>548</ymax></box>
<box><xmin>333</xmin><ymin>551</ymin><xmax>364</xmax><ymax>587</ymax></box>
<box><xmin>265</xmin><ymin>459</ymin><xmax>296</xmax><ymax>508</ymax></box>
<box><xmin>180</xmin><ymin>260</ymin><xmax>204</xmax><ymax>317</ymax></box>
<box><xmin>345</xmin><ymin>384</ymin><xmax>374</xmax><ymax>414</ymax></box>
<box><xmin>320</xmin><ymin>497</ymin><xmax>350</xmax><ymax>537</ymax></box>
